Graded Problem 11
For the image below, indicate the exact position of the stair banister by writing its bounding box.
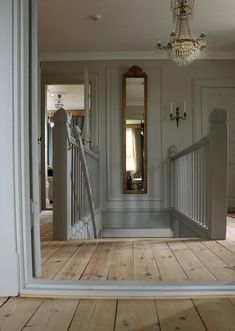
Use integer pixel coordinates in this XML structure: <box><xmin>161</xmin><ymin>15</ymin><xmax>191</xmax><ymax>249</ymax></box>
<box><xmin>170</xmin><ymin>108</ymin><xmax>228</xmax><ymax>239</ymax></box>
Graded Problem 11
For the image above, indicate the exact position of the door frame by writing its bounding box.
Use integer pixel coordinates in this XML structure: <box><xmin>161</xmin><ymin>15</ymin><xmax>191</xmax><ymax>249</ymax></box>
<box><xmin>193</xmin><ymin>80</ymin><xmax>235</xmax><ymax>211</ymax></box>
<box><xmin>15</xmin><ymin>0</ymin><xmax>235</xmax><ymax>297</ymax></box>
<box><xmin>40</xmin><ymin>73</ymin><xmax>100</xmax><ymax>212</ymax></box>
<box><xmin>193</xmin><ymin>78</ymin><xmax>235</xmax><ymax>141</ymax></box>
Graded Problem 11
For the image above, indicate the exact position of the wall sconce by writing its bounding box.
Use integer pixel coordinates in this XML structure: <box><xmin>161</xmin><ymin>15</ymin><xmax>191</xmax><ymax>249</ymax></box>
<box><xmin>170</xmin><ymin>102</ymin><xmax>187</xmax><ymax>127</ymax></box>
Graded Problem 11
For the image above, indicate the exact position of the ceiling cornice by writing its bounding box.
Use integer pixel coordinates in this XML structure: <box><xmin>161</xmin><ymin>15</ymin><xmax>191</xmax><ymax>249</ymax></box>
<box><xmin>39</xmin><ymin>51</ymin><xmax>235</xmax><ymax>62</ymax></box>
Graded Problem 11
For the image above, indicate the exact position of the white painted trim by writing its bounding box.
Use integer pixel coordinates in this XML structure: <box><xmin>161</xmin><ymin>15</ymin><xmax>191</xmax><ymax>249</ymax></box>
<box><xmin>39</xmin><ymin>51</ymin><xmax>235</xmax><ymax>62</ymax></box>
<box><xmin>170</xmin><ymin>208</ymin><xmax>208</xmax><ymax>238</ymax></box>
<box><xmin>193</xmin><ymin>78</ymin><xmax>235</xmax><ymax>142</ymax></box>
<box><xmin>13</xmin><ymin>0</ymin><xmax>23</xmax><ymax>294</ymax></box>
<box><xmin>21</xmin><ymin>280</ymin><xmax>235</xmax><ymax>298</ymax></box>
<box><xmin>14</xmin><ymin>0</ymin><xmax>34</xmax><ymax>292</ymax></box>
<box><xmin>102</xmin><ymin>228</ymin><xmax>173</xmax><ymax>238</ymax></box>
<box><xmin>40</xmin><ymin>71</ymin><xmax>100</xmax><ymax>210</ymax></box>
<box><xmin>41</xmin><ymin>72</ymin><xmax>100</xmax><ymax>149</ymax></box>
<box><xmin>30</xmin><ymin>0</ymin><xmax>41</xmax><ymax>277</ymax></box>
<box><xmin>102</xmin><ymin>208</ymin><xmax>170</xmax><ymax>213</ymax></box>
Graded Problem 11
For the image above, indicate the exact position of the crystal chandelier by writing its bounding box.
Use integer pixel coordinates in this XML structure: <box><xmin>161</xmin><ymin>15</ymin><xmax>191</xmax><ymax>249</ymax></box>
<box><xmin>158</xmin><ymin>0</ymin><xmax>206</xmax><ymax>66</ymax></box>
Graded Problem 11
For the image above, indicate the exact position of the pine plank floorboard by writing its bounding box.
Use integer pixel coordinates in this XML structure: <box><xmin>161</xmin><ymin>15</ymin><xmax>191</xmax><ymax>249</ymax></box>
<box><xmin>0</xmin><ymin>297</ymin><xmax>42</xmax><ymax>331</ymax></box>
<box><xmin>167</xmin><ymin>241</ymin><xmax>216</xmax><ymax>281</ymax></box>
<box><xmin>41</xmin><ymin>241</ymin><xmax>66</xmax><ymax>264</ymax></box>
<box><xmin>202</xmin><ymin>241</ymin><xmax>235</xmax><ymax>269</ymax></box>
<box><xmin>39</xmin><ymin>214</ymin><xmax>235</xmax><ymax>282</ymax></box>
<box><xmin>184</xmin><ymin>241</ymin><xmax>235</xmax><ymax>281</ymax></box>
<box><xmin>150</xmin><ymin>242</ymin><xmax>188</xmax><ymax>281</ymax></box>
<box><xmin>81</xmin><ymin>242</ymin><xmax>114</xmax><ymax>280</ymax></box>
<box><xmin>133</xmin><ymin>241</ymin><xmax>161</xmax><ymax>281</ymax></box>
<box><xmin>193</xmin><ymin>298</ymin><xmax>235</xmax><ymax>331</ymax></box>
<box><xmin>22</xmin><ymin>299</ymin><xmax>79</xmax><ymax>331</ymax></box>
<box><xmin>41</xmin><ymin>242</ymin><xmax>82</xmax><ymax>279</ymax></box>
<box><xmin>69</xmin><ymin>299</ymin><xmax>117</xmax><ymax>331</ymax></box>
<box><xmin>155</xmin><ymin>299</ymin><xmax>207</xmax><ymax>331</ymax></box>
<box><xmin>0</xmin><ymin>297</ymin><xmax>8</xmax><ymax>308</ymax></box>
<box><xmin>108</xmin><ymin>241</ymin><xmax>134</xmax><ymax>281</ymax></box>
<box><xmin>54</xmin><ymin>242</ymin><xmax>98</xmax><ymax>280</ymax></box>
<box><xmin>1</xmin><ymin>297</ymin><xmax>235</xmax><ymax>330</ymax></box>
<box><xmin>115</xmin><ymin>300</ymin><xmax>160</xmax><ymax>331</ymax></box>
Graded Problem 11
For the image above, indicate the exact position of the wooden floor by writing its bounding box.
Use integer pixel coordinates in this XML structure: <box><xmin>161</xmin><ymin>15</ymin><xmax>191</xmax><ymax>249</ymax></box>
<box><xmin>1</xmin><ymin>296</ymin><xmax>235</xmax><ymax>330</ymax></box>
<box><xmin>1</xmin><ymin>214</ymin><xmax>235</xmax><ymax>330</ymax></box>
<box><xmin>40</xmin><ymin>212</ymin><xmax>235</xmax><ymax>282</ymax></box>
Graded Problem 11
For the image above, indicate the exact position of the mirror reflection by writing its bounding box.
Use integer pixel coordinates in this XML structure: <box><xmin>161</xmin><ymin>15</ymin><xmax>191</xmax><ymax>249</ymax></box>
<box><xmin>123</xmin><ymin>66</ymin><xmax>147</xmax><ymax>194</ymax></box>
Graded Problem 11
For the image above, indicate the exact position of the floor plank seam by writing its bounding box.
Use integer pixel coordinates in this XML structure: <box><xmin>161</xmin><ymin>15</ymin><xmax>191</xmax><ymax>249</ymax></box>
<box><xmin>180</xmin><ymin>240</ymin><xmax>218</xmax><ymax>281</ymax></box>
<box><xmin>112</xmin><ymin>299</ymin><xmax>118</xmax><ymax>331</ymax></box>
<box><xmin>184</xmin><ymin>241</ymin><xmax>234</xmax><ymax>281</ymax></box>
<box><xmin>41</xmin><ymin>241</ymin><xmax>67</xmax><ymax>266</ymax></box>
<box><xmin>154</xmin><ymin>299</ymin><xmax>162</xmax><ymax>331</ymax></box>
<box><xmin>79</xmin><ymin>242</ymin><xmax>105</xmax><ymax>280</ymax></box>
<box><xmin>165</xmin><ymin>241</ymin><xmax>194</xmax><ymax>281</ymax></box>
<box><xmin>192</xmin><ymin>299</ymin><xmax>209</xmax><ymax>331</ymax></box>
<box><xmin>21</xmin><ymin>299</ymin><xmax>45</xmax><ymax>330</ymax></box>
<box><xmin>216</xmin><ymin>239</ymin><xmax>235</xmax><ymax>256</ymax></box>
<box><xmin>216</xmin><ymin>240</ymin><xmax>234</xmax><ymax>254</ymax></box>
<box><xmin>201</xmin><ymin>241</ymin><xmax>235</xmax><ymax>270</ymax></box>
<box><xmin>52</xmin><ymin>243</ymin><xmax>85</xmax><ymax>280</ymax></box>
<box><xmin>0</xmin><ymin>297</ymin><xmax>10</xmax><ymax>308</ymax></box>
<box><xmin>150</xmin><ymin>243</ymin><xmax>164</xmax><ymax>282</ymax></box>
<box><xmin>66</xmin><ymin>299</ymin><xmax>81</xmax><ymax>331</ymax></box>
<box><xmin>229</xmin><ymin>298</ymin><xmax>235</xmax><ymax>308</ymax></box>
<box><xmin>78</xmin><ymin>243</ymin><xmax>99</xmax><ymax>280</ymax></box>
<box><xmin>105</xmin><ymin>242</ymin><xmax>115</xmax><ymax>281</ymax></box>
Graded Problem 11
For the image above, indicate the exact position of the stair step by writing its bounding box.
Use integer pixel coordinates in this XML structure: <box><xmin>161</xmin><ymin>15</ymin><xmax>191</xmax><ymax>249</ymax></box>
<box><xmin>102</xmin><ymin>228</ymin><xmax>174</xmax><ymax>238</ymax></box>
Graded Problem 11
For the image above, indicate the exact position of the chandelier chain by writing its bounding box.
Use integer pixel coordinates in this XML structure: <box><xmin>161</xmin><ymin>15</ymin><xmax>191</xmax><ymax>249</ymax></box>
<box><xmin>158</xmin><ymin>0</ymin><xmax>206</xmax><ymax>66</ymax></box>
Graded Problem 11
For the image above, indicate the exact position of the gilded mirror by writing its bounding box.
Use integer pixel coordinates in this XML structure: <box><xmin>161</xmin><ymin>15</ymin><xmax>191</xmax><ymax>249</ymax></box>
<box><xmin>122</xmin><ymin>66</ymin><xmax>147</xmax><ymax>194</ymax></box>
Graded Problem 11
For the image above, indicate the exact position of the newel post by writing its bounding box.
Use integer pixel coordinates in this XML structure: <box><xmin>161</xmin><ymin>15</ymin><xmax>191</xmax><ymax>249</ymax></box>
<box><xmin>208</xmin><ymin>108</ymin><xmax>228</xmax><ymax>239</ymax></box>
<box><xmin>53</xmin><ymin>109</ymin><xmax>71</xmax><ymax>240</ymax></box>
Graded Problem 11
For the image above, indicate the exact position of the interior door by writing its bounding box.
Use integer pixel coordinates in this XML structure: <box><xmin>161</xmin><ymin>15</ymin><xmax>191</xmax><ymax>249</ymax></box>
<box><xmin>29</xmin><ymin>0</ymin><xmax>41</xmax><ymax>277</ymax></box>
<box><xmin>202</xmin><ymin>87</ymin><xmax>235</xmax><ymax>209</ymax></box>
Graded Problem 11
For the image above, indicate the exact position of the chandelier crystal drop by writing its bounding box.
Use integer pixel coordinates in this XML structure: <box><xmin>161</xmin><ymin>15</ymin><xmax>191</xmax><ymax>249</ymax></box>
<box><xmin>158</xmin><ymin>0</ymin><xmax>206</xmax><ymax>66</ymax></box>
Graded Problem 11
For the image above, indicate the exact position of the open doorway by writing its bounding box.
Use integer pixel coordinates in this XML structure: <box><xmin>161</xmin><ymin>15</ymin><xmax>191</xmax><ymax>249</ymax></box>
<box><xmin>25</xmin><ymin>0</ymin><xmax>234</xmax><ymax>298</ymax></box>
<box><xmin>40</xmin><ymin>83</ymin><xmax>90</xmax><ymax>243</ymax></box>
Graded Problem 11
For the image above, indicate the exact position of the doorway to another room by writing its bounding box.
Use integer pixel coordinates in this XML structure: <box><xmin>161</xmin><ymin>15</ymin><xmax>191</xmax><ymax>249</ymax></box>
<box><xmin>40</xmin><ymin>83</ymin><xmax>88</xmax><ymax>243</ymax></box>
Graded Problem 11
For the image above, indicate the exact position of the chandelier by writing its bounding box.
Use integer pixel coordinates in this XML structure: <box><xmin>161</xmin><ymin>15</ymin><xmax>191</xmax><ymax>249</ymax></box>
<box><xmin>158</xmin><ymin>0</ymin><xmax>206</xmax><ymax>66</ymax></box>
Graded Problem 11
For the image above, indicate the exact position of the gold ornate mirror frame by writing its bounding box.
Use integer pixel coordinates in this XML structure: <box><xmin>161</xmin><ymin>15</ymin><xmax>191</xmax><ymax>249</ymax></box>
<box><xmin>122</xmin><ymin>66</ymin><xmax>147</xmax><ymax>194</ymax></box>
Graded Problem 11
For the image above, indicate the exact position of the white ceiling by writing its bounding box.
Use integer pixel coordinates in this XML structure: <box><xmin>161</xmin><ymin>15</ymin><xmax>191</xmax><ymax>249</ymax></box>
<box><xmin>47</xmin><ymin>85</ymin><xmax>84</xmax><ymax>111</ymax></box>
<box><xmin>38</xmin><ymin>0</ymin><xmax>235</xmax><ymax>58</ymax></box>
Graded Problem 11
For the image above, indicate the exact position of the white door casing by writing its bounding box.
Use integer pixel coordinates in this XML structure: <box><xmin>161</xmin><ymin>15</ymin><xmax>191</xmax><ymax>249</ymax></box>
<box><xmin>3</xmin><ymin>1</ymin><xmax>235</xmax><ymax>297</ymax></box>
<box><xmin>194</xmin><ymin>81</ymin><xmax>235</xmax><ymax>209</ymax></box>
<box><xmin>30</xmin><ymin>0</ymin><xmax>41</xmax><ymax>277</ymax></box>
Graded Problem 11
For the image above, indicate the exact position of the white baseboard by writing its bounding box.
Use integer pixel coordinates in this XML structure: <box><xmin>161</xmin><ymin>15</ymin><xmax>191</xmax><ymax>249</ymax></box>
<box><xmin>102</xmin><ymin>228</ymin><xmax>173</xmax><ymax>238</ymax></box>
